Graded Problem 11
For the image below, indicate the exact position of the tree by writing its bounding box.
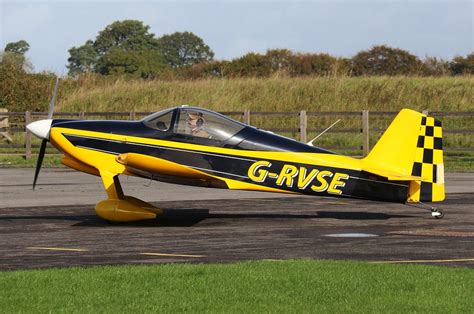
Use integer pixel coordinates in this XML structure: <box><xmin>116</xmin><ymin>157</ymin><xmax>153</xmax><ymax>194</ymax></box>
<box><xmin>450</xmin><ymin>53</ymin><xmax>474</xmax><ymax>75</ymax></box>
<box><xmin>2</xmin><ymin>40</ymin><xmax>32</xmax><ymax>72</ymax></box>
<box><xmin>95</xmin><ymin>48</ymin><xmax>169</xmax><ymax>79</ymax></box>
<box><xmin>350</xmin><ymin>45</ymin><xmax>423</xmax><ymax>76</ymax></box>
<box><xmin>67</xmin><ymin>20</ymin><xmax>167</xmax><ymax>77</ymax></box>
<box><xmin>5</xmin><ymin>40</ymin><xmax>30</xmax><ymax>55</ymax></box>
<box><xmin>157</xmin><ymin>32</ymin><xmax>214</xmax><ymax>68</ymax></box>
<box><xmin>94</xmin><ymin>20</ymin><xmax>158</xmax><ymax>55</ymax></box>
<box><xmin>67</xmin><ymin>40</ymin><xmax>98</xmax><ymax>76</ymax></box>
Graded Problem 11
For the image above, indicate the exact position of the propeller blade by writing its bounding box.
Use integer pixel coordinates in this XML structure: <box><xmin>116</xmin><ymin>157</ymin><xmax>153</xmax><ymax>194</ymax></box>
<box><xmin>47</xmin><ymin>77</ymin><xmax>59</xmax><ymax>119</ymax></box>
<box><xmin>33</xmin><ymin>139</ymin><xmax>47</xmax><ymax>190</ymax></box>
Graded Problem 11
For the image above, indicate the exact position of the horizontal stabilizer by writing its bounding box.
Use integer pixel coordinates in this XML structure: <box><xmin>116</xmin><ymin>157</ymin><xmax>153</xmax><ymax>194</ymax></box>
<box><xmin>363</xmin><ymin>166</ymin><xmax>422</xmax><ymax>181</ymax></box>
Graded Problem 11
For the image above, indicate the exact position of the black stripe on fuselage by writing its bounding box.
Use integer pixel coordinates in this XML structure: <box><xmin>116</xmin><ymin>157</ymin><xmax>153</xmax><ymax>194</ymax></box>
<box><xmin>64</xmin><ymin>133</ymin><xmax>409</xmax><ymax>203</ymax></box>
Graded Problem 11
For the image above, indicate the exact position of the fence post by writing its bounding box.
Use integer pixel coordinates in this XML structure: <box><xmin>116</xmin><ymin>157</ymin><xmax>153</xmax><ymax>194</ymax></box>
<box><xmin>129</xmin><ymin>110</ymin><xmax>136</xmax><ymax>120</ymax></box>
<box><xmin>79</xmin><ymin>111</ymin><xmax>85</xmax><ymax>119</ymax></box>
<box><xmin>362</xmin><ymin>110</ymin><xmax>370</xmax><ymax>156</ymax></box>
<box><xmin>299</xmin><ymin>110</ymin><xmax>307</xmax><ymax>143</ymax></box>
<box><xmin>243</xmin><ymin>109</ymin><xmax>251</xmax><ymax>125</ymax></box>
<box><xmin>24</xmin><ymin>111</ymin><xmax>32</xmax><ymax>160</ymax></box>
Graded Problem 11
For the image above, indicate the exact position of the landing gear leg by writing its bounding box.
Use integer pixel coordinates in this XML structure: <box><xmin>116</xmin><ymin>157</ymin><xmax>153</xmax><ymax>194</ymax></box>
<box><xmin>95</xmin><ymin>170</ymin><xmax>161</xmax><ymax>222</ymax></box>
<box><xmin>407</xmin><ymin>202</ymin><xmax>445</xmax><ymax>219</ymax></box>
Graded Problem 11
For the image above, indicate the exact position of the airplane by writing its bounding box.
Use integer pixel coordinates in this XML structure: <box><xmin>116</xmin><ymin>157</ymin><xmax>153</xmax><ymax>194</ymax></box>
<box><xmin>26</xmin><ymin>79</ymin><xmax>445</xmax><ymax>222</ymax></box>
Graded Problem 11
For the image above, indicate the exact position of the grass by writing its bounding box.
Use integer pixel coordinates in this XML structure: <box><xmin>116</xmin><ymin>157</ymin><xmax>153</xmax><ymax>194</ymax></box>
<box><xmin>56</xmin><ymin>76</ymin><xmax>474</xmax><ymax>112</ymax></box>
<box><xmin>0</xmin><ymin>260</ymin><xmax>472</xmax><ymax>312</ymax></box>
<box><xmin>0</xmin><ymin>155</ymin><xmax>63</xmax><ymax>168</ymax></box>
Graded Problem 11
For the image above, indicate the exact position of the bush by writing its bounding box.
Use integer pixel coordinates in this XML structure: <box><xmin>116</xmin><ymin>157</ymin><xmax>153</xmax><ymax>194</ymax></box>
<box><xmin>0</xmin><ymin>62</ymin><xmax>56</xmax><ymax>112</ymax></box>
<box><xmin>422</xmin><ymin>57</ymin><xmax>450</xmax><ymax>76</ymax></box>
<box><xmin>178</xmin><ymin>60</ymin><xmax>230</xmax><ymax>79</ymax></box>
<box><xmin>350</xmin><ymin>45</ymin><xmax>423</xmax><ymax>76</ymax></box>
<box><xmin>289</xmin><ymin>53</ymin><xmax>348</xmax><ymax>76</ymax></box>
<box><xmin>450</xmin><ymin>53</ymin><xmax>474</xmax><ymax>75</ymax></box>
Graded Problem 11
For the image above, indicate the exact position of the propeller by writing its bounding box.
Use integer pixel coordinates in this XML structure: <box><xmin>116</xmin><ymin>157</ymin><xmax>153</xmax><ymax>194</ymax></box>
<box><xmin>33</xmin><ymin>139</ymin><xmax>47</xmax><ymax>189</ymax></box>
<box><xmin>32</xmin><ymin>77</ymin><xmax>59</xmax><ymax>190</ymax></box>
<box><xmin>47</xmin><ymin>77</ymin><xmax>59</xmax><ymax>119</ymax></box>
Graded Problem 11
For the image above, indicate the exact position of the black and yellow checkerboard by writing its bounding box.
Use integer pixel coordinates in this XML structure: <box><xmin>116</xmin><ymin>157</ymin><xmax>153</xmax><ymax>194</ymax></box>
<box><xmin>410</xmin><ymin>115</ymin><xmax>444</xmax><ymax>202</ymax></box>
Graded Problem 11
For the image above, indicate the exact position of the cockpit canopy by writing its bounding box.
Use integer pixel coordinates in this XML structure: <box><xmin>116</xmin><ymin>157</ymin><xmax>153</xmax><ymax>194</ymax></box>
<box><xmin>142</xmin><ymin>106</ymin><xmax>333</xmax><ymax>153</ymax></box>
<box><xmin>144</xmin><ymin>106</ymin><xmax>246</xmax><ymax>142</ymax></box>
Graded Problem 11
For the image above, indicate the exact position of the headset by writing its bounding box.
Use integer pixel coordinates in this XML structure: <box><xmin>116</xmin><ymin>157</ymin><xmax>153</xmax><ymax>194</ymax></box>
<box><xmin>196</xmin><ymin>116</ymin><xmax>204</xmax><ymax>127</ymax></box>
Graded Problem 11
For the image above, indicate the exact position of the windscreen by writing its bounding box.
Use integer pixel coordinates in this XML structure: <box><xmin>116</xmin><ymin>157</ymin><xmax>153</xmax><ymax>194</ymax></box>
<box><xmin>143</xmin><ymin>109</ymin><xmax>174</xmax><ymax>131</ymax></box>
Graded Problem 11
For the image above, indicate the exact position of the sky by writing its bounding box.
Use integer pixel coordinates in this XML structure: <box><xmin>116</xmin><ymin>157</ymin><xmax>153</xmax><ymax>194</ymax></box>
<box><xmin>1</xmin><ymin>0</ymin><xmax>473</xmax><ymax>74</ymax></box>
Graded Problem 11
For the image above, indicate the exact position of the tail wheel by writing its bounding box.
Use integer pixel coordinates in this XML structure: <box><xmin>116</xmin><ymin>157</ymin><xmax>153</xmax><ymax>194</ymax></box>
<box><xmin>431</xmin><ymin>208</ymin><xmax>444</xmax><ymax>219</ymax></box>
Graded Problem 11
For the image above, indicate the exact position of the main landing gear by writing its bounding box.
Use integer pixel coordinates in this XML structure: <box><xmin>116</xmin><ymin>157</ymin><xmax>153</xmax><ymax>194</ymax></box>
<box><xmin>96</xmin><ymin>170</ymin><xmax>161</xmax><ymax>222</ymax></box>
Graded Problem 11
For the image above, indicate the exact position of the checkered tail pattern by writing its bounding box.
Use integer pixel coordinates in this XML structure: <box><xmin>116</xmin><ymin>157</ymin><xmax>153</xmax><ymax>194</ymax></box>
<box><xmin>410</xmin><ymin>115</ymin><xmax>445</xmax><ymax>202</ymax></box>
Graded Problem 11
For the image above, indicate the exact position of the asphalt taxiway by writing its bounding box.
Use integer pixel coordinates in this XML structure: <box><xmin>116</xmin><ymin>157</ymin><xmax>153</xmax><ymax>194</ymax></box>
<box><xmin>1</xmin><ymin>169</ymin><xmax>473</xmax><ymax>270</ymax></box>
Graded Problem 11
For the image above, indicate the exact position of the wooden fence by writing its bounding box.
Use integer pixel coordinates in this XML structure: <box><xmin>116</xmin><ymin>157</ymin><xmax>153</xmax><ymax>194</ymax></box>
<box><xmin>1</xmin><ymin>110</ymin><xmax>473</xmax><ymax>159</ymax></box>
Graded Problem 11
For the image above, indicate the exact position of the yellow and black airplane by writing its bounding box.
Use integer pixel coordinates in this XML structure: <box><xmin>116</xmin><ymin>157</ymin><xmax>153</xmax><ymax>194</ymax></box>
<box><xmin>27</xmin><ymin>82</ymin><xmax>445</xmax><ymax>222</ymax></box>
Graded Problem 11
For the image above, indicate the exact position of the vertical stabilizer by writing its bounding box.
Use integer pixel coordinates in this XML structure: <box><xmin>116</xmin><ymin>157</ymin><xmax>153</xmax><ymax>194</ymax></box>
<box><xmin>363</xmin><ymin>109</ymin><xmax>445</xmax><ymax>202</ymax></box>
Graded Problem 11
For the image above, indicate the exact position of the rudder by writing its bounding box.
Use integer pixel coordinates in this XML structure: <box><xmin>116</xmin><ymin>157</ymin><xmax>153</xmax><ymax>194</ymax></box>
<box><xmin>408</xmin><ymin>114</ymin><xmax>445</xmax><ymax>202</ymax></box>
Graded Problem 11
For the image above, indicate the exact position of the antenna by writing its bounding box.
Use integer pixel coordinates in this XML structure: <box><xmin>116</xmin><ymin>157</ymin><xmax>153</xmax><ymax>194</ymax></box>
<box><xmin>307</xmin><ymin>119</ymin><xmax>341</xmax><ymax>147</ymax></box>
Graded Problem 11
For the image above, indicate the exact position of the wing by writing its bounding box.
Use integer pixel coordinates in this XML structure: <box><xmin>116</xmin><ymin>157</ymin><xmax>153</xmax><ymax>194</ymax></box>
<box><xmin>116</xmin><ymin>153</ymin><xmax>226</xmax><ymax>186</ymax></box>
<box><xmin>115</xmin><ymin>152</ymin><xmax>290</xmax><ymax>193</ymax></box>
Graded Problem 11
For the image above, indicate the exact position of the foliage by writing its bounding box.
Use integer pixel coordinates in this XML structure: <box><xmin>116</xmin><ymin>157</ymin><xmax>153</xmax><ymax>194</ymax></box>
<box><xmin>450</xmin><ymin>53</ymin><xmax>474</xmax><ymax>75</ymax></box>
<box><xmin>2</xmin><ymin>40</ymin><xmax>32</xmax><ymax>72</ymax></box>
<box><xmin>63</xmin><ymin>19</ymin><xmax>471</xmax><ymax>79</ymax></box>
<box><xmin>350</xmin><ymin>45</ymin><xmax>423</xmax><ymax>76</ymax></box>
<box><xmin>227</xmin><ymin>52</ymin><xmax>272</xmax><ymax>77</ymax></box>
<box><xmin>67</xmin><ymin>20</ymin><xmax>163</xmax><ymax>76</ymax></box>
<box><xmin>178</xmin><ymin>60</ymin><xmax>230</xmax><ymax>79</ymax></box>
<box><xmin>4</xmin><ymin>40</ymin><xmax>30</xmax><ymax>55</ymax></box>
<box><xmin>0</xmin><ymin>61</ymin><xmax>58</xmax><ymax>112</ymax></box>
<box><xmin>95</xmin><ymin>48</ymin><xmax>169</xmax><ymax>78</ymax></box>
<box><xmin>182</xmin><ymin>50</ymin><xmax>348</xmax><ymax>79</ymax></box>
<box><xmin>157</xmin><ymin>31</ymin><xmax>214</xmax><ymax>68</ymax></box>
<box><xmin>422</xmin><ymin>57</ymin><xmax>450</xmax><ymax>76</ymax></box>
<box><xmin>289</xmin><ymin>53</ymin><xmax>347</xmax><ymax>76</ymax></box>
<box><xmin>67</xmin><ymin>40</ymin><xmax>98</xmax><ymax>76</ymax></box>
<box><xmin>93</xmin><ymin>20</ymin><xmax>159</xmax><ymax>55</ymax></box>
<box><xmin>265</xmin><ymin>48</ymin><xmax>293</xmax><ymax>72</ymax></box>
<box><xmin>0</xmin><ymin>52</ymin><xmax>25</xmax><ymax>72</ymax></box>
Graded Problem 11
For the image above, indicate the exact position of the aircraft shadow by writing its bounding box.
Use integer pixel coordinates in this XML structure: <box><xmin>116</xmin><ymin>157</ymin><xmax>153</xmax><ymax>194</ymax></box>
<box><xmin>0</xmin><ymin>209</ymin><xmax>415</xmax><ymax>228</ymax></box>
<box><xmin>76</xmin><ymin>208</ymin><xmax>414</xmax><ymax>227</ymax></box>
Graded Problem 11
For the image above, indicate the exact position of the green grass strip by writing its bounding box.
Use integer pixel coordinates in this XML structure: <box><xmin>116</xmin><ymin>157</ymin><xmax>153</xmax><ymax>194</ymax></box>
<box><xmin>1</xmin><ymin>260</ymin><xmax>472</xmax><ymax>313</ymax></box>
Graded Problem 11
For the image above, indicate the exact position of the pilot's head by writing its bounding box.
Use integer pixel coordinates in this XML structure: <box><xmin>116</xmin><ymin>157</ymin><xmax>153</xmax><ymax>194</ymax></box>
<box><xmin>187</xmin><ymin>112</ymin><xmax>204</xmax><ymax>130</ymax></box>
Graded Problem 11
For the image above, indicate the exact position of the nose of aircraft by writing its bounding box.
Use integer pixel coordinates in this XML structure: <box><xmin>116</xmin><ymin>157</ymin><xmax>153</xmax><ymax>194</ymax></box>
<box><xmin>26</xmin><ymin>119</ymin><xmax>52</xmax><ymax>140</ymax></box>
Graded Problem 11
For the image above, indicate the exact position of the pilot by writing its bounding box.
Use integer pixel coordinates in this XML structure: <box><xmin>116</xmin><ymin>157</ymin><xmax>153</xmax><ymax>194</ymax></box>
<box><xmin>186</xmin><ymin>112</ymin><xmax>210</xmax><ymax>138</ymax></box>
